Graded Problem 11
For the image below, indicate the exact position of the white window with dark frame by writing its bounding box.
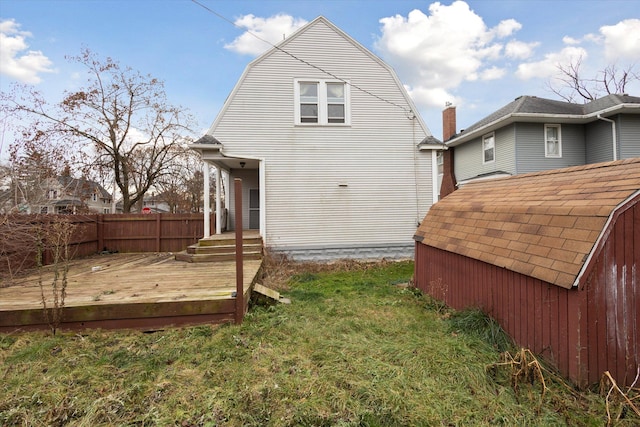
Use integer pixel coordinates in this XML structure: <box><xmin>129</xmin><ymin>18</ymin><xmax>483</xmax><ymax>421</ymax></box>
<box><xmin>482</xmin><ymin>133</ymin><xmax>495</xmax><ymax>164</ymax></box>
<box><xmin>544</xmin><ymin>124</ymin><xmax>562</xmax><ymax>158</ymax></box>
<box><xmin>295</xmin><ymin>79</ymin><xmax>349</xmax><ymax>125</ymax></box>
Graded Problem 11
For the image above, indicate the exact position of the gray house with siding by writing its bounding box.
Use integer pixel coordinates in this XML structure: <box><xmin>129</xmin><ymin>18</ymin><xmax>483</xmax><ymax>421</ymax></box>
<box><xmin>439</xmin><ymin>94</ymin><xmax>640</xmax><ymax>196</ymax></box>
<box><xmin>191</xmin><ymin>16</ymin><xmax>441</xmax><ymax>260</ymax></box>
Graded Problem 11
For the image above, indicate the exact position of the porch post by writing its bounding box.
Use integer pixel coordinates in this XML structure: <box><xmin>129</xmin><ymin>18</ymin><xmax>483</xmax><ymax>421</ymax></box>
<box><xmin>203</xmin><ymin>162</ymin><xmax>210</xmax><ymax>237</ymax></box>
<box><xmin>215</xmin><ymin>166</ymin><xmax>222</xmax><ymax>234</ymax></box>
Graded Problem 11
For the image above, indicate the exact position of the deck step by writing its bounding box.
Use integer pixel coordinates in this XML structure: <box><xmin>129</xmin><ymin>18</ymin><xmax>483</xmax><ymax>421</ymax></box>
<box><xmin>197</xmin><ymin>237</ymin><xmax>263</xmax><ymax>247</ymax></box>
<box><xmin>175</xmin><ymin>234</ymin><xmax>263</xmax><ymax>263</ymax></box>
<box><xmin>186</xmin><ymin>243</ymin><xmax>263</xmax><ymax>255</ymax></box>
<box><xmin>175</xmin><ymin>251</ymin><xmax>262</xmax><ymax>263</ymax></box>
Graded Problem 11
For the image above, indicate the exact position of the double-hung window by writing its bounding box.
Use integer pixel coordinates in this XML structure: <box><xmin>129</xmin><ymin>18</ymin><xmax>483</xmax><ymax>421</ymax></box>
<box><xmin>544</xmin><ymin>124</ymin><xmax>562</xmax><ymax>157</ymax></box>
<box><xmin>295</xmin><ymin>79</ymin><xmax>349</xmax><ymax>125</ymax></box>
<box><xmin>482</xmin><ymin>133</ymin><xmax>495</xmax><ymax>163</ymax></box>
<box><xmin>326</xmin><ymin>83</ymin><xmax>345</xmax><ymax>123</ymax></box>
<box><xmin>299</xmin><ymin>82</ymin><xmax>319</xmax><ymax>123</ymax></box>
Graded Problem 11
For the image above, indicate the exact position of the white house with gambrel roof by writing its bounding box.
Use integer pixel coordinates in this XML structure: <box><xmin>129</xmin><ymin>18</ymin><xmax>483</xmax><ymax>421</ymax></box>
<box><xmin>191</xmin><ymin>16</ymin><xmax>441</xmax><ymax>260</ymax></box>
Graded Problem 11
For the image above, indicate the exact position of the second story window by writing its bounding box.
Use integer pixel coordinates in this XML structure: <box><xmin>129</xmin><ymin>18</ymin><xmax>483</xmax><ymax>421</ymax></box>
<box><xmin>483</xmin><ymin>133</ymin><xmax>495</xmax><ymax>164</ymax></box>
<box><xmin>326</xmin><ymin>83</ymin><xmax>345</xmax><ymax>123</ymax></box>
<box><xmin>295</xmin><ymin>79</ymin><xmax>349</xmax><ymax>126</ymax></box>
<box><xmin>545</xmin><ymin>124</ymin><xmax>562</xmax><ymax>157</ymax></box>
<box><xmin>299</xmin><ymin>82</ymin><xmax>318</xmax><ymax>123</ymax></box>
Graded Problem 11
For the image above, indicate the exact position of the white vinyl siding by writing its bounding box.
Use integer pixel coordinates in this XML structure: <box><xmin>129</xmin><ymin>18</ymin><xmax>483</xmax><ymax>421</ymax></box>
<box><xmin>211</xmin><ymin>18</ymin><xmax>433</xmax><ymax>253</ymax></box>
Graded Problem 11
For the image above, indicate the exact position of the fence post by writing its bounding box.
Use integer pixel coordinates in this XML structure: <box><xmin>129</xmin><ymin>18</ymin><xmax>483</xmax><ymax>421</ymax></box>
<box><xmin>97</xmin><ymin>214</ymin><xmax>104</xmax><ymax>252</ymax></box>
<box><xmin>156</xmin><ymin>214</ymin><xmax>161</xmax><ymax>252</ymax></box>
<box><xmin>234</xmin><ymin>178</ymin><xmax>244</xmax><ymax>324</ymax></box>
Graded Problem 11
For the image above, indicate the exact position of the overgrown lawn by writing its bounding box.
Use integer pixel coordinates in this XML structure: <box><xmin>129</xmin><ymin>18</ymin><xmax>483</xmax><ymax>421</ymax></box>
<box><xmin>0</xmin><ymin>260</ymin><xmax>633</xmax><ymax>426</ymax></box>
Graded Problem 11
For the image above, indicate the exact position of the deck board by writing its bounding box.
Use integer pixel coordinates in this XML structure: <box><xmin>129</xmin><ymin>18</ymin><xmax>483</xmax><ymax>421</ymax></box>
<box><xmin>0</xmin><ymin>253</ymin><xmax>263</xmax><ymax>331</ymax></box>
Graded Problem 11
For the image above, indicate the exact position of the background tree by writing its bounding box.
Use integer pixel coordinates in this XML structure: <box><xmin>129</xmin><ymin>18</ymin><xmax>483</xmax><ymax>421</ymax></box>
<box><xmin>1</xmin><ymin>48</ymin><xmax>195</xmax><ymax>212</ymax></box>
<box><xmin>6</xmin><ymin>130</ymin><xmax>68</xmax><ymax>213</ymax></box>
<box><xmin>548</xmin><ymin>56</ymin><xmax>639</xmax><ymax>102</ymax></box>
<box><xmin>153</xmin><ymin>146</ymin><xmax>216</xmax><ymax>213</ymax></box>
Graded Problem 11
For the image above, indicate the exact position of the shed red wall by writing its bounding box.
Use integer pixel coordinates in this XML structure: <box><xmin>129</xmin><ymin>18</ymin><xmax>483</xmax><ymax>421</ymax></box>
<box><xmin>580</xmin><ymin>200</ymin><xmax>639</xmax><ymax>387</ymax></box>
<box><xmin>414</xmin><ymin>202</ymin><xmax>639</xmax><ymax>388</ymax></box>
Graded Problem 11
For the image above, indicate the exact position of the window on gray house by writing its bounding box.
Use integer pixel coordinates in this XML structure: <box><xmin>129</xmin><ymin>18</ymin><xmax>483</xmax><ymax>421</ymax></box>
<box><xmin>545</xmin><ymin>124</ymin><xmax>562</xmax><ymax>157</ymax></box>
<box><xmin>483</xmin><ymin>133</ymin><xmax>495</xmax><ymax>163</ymax></box>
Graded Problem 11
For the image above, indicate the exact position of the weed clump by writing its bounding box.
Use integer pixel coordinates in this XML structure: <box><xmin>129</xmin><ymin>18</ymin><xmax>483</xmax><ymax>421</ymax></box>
<box><xmin>447</xmin><ymin>307</ymin><xmax>513</xmax><ymax>352</ymax></box>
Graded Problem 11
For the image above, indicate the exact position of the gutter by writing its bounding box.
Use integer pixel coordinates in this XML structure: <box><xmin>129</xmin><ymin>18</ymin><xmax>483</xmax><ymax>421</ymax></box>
<box><xmin>597</xmin><ymin>114</ymin><xmax>617</xmax><ymax>161</ymax></box>
<box><xmin>447</xmin><ymin>103</ymin><xmax>639</xmax><ymax>148</ymax></box>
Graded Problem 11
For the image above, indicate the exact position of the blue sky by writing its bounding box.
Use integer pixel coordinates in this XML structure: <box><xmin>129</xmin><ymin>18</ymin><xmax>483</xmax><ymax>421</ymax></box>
<box><xmin>1</xmin><ymin>0</ymin><xmax>639</xmax><ymax>157</ymax></box>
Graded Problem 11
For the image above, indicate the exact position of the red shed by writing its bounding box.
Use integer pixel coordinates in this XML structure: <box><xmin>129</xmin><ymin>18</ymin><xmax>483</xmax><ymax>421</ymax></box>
<box><xmin>414</xmin><ymin>158</ymin><xmax>640</xmax><ymax>388</ymax></box>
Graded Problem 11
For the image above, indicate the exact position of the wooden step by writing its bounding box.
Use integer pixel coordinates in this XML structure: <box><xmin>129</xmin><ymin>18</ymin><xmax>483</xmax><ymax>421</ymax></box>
<box><xmin>197</xmin><ymin>236</ymin><xmax>263</xmax><ymax>247</ymax></box>
<box><xmin>174</xmin><ymin>251</ymin><xmax>263</xmax><ymax>263</ymax></box>
<box><xmin>186</xmin><ymin>243</ymin><xmax>263</xmax><ymax>255</ymax></box>
<box><xmin>175</xmin><ymin>234</ymin><xmax>263</xmax><ymax>263</ymax></box>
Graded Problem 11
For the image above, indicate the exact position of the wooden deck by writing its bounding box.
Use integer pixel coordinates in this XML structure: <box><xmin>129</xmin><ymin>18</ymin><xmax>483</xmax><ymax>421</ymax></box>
<box><xmin>0</xmin><ymin>253</ymin><xmax>263</xmax><ymax>332</ymax></box>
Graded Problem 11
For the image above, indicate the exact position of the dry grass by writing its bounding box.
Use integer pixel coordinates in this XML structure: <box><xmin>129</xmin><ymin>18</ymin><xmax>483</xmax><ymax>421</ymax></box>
<box><xmin>1</xmin><ymin>258</ymin><xmax>637</xmax><ymax>426</ymax></box>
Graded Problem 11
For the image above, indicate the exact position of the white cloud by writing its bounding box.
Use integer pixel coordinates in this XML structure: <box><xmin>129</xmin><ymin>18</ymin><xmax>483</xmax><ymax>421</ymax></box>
<box><xmin>375</xmin><ymin>1</ymin><xmax>527</xmax><ymax>110</ymax></box>
<box><xmin>505</xmin><ymin>40</ymin><xmax>539</xmax><ymax>59</ymax></box>
<box><xmin>491</xmin><ymin>19</ymin><xmax>521</xmax><ymax>38</ymax></box>
<box><xmin>600</xmin><ymin>19</ymin><xmax>640</xmax><ymax>61</ymax></box>
<box><xmin>562</xmin><ymin>36</ymin><xmax>581</xmax><ymax>45</ymax></box>
<box><xmin>224</xmin><ymin>14</ymin><xmax>308</xmax><ymax>56</ymax></box>
<box><xmin>515</xmin><ymin>46</ymin><xmax>587</xmax><ymax>80</ymax></box>
<box><xmin>405</xmin><ymin>84</ymin><xmax>461</xmax><ymax>110</ymax></box>
<box><xmin>480</xmin><ymin>66</ymin><xmax>506</xmax><ymax>80</ymax></box>
<box><xmin>0</xmin><ymin>19</ymin><xmax>54</xmax><ymax>84</ymax></box>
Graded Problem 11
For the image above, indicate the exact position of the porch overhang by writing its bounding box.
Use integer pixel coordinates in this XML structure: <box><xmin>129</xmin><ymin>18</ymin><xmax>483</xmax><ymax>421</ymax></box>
<box><xmin>190</xmin><ymin>136</ymin><xmax>259</xmax><ymax>172</ymax></box>
<box><xmin>417</xmin><ymin>135</ymin><xmax>446</xmax><ymax>151</ymax></box>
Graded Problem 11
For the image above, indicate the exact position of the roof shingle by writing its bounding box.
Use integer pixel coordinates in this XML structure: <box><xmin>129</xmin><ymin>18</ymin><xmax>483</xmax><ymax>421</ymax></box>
<box><xmin>415</xmin><ymin>158</ymin><xmax>640</xmax><ymax>289</ymax></box>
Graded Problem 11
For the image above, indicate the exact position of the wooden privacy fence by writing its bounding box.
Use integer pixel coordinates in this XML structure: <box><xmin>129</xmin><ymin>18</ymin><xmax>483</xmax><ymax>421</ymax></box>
<box><xmin>0</xmin><ymin>213</ymin><xmax>214</xmax><ymax>275</ymax></box>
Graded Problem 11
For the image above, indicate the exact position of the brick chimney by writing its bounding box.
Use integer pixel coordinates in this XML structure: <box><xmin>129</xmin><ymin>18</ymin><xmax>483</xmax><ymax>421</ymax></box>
<box><xmin>439</xmin><ymin>103</ymin><xmax>458</xmax><ymax>198</ymax></box>
<box><xmin>443</xmin><ymin>103</ymin><xmax>457</xmax><ymax>141</ymax></box>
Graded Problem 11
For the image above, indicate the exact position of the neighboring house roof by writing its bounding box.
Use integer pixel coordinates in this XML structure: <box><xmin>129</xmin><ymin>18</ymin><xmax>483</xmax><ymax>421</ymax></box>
<box><xmin>418</xmin><ymin>135</ymin><xmax>444</xmax><ymax>151</ymax></box>
<box><xmin>414</xmin><ymin>157</ymin><xmax>640</xmax><ymax>289</ymax></box>
<box><xmin>55</xmin><ymin>176</ymin><xmax>111</xmax><ymax>200</ymax></box>
<box><xmin>447</xmin><ymin>94</ymin><xmax>640</xmax><ymax>146</ymax></box>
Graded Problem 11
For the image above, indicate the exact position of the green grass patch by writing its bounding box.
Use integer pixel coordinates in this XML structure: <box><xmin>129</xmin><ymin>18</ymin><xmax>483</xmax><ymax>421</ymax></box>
<box><xmin>0</xmin><ymin>260</ymin><xmax>633</xmax><ymax>426</ymax></box>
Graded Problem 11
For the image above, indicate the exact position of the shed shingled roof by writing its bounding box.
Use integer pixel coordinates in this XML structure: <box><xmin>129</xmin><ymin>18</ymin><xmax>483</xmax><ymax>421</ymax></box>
<box><xmin>414</xmin><ymin>158</ymin><xmax>640</xmax><ymax>289</ymax></box>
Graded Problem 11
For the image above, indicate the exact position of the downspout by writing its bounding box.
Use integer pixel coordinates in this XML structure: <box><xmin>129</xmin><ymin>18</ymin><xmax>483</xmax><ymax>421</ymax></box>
<box><xmin>597</xmin><ymin>114</ymin><xmax>617</xmax><ymax>161</ymax></box>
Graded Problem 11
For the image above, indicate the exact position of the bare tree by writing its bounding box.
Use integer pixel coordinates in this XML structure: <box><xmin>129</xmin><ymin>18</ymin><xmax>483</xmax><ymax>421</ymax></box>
<box><xmin>1</xmin><ymin>48</ymin><xmax>195</xmax><ymax>212</ymax></box>
<box><xmin>153</xmin><ymin>146</ymin><xmax>215</xmax><ymax>213</ymax></box>
<box><xmin>7</xmin><ymin>136</ymin><xmax>67</xmax><ymax>213</ymax></box>
<box><xmin>548</xmin><ymin>55</ymin><xmax>639</xmax><ymax>102</ymax></box>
